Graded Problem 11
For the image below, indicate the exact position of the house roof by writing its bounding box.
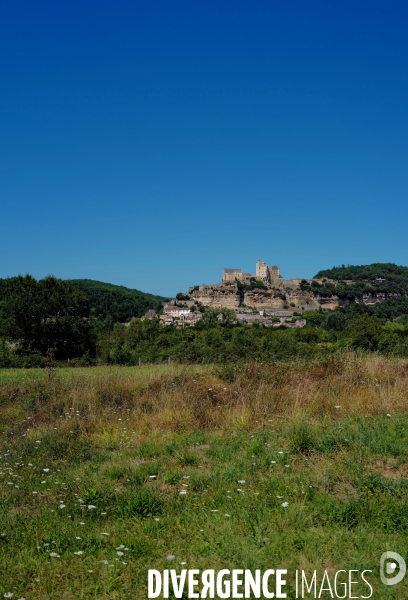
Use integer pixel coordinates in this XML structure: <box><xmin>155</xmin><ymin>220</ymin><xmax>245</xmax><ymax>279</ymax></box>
<box><xmin>223</xmin><ymin>268</ymin><xmax>242</xmax><ymax>273</ymax></box>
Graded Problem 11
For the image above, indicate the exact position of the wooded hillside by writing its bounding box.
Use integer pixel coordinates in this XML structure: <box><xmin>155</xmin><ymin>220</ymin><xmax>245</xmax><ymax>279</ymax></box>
<box><xmin>70</xmin><ymin>279</ymin><xmax>169</xmax><ymax>323</ymax></box>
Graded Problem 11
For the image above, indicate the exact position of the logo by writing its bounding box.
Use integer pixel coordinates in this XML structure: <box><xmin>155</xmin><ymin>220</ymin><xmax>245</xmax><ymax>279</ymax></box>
<box><xmin>380</xmin><ymin>551</ymin><xmax>406</xmax><ymax>586</ymax></box>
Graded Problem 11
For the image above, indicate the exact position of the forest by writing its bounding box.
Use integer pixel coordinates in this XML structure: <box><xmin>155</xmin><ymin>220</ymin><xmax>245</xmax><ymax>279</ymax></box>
<box><xmin>70</xmin><ymin>279</ymin><xmax>168</xmax><ymax>324</ymax></box>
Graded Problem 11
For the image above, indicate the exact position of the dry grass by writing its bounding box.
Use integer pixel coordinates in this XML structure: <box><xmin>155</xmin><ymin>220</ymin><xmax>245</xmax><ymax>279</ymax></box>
<box><xmin>1</xmin><ymin>353</ymin><xmax>407</xmax><ymax>442</ymax></box>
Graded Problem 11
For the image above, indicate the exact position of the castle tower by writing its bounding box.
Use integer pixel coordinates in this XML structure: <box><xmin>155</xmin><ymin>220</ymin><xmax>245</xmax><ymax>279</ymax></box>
<box><xmin>256</xmin><ymin>260</ymin><xmax>268</xmax><ymax>279</ymax></box>
<box><xmin>268</xmin><ymin>265</ymin><xmax>280</xmax><ymax>283</ymax></box>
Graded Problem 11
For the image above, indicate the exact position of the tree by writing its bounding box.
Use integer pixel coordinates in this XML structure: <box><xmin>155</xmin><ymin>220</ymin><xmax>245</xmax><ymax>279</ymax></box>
<box><xmin>346</xmin><ymin>314</ymin><xmax>384</xmax><ymax>350</ymax></box>
<box><xmin>325</xmin><ymin>310</ymin><xmax>349</xmax><ymax>331</ymax></box>
<box><xmin>302</xmin><ymin>309</ymin><xmax>327</xmax><ymax>327</ymax></box>
<box><xmin>0</xmin><ymin>275</ymin><xmax>96</xmax><ymax>358</ymax></box>
<box><xmin>196</xmin><ymin>308</ymin><xmax>236</xmax><ymax>328</ymax></box>
<box><xmin>176</xmin><ymin>293</ymin><xmax>191</xmax><ymax>301</ymax></box>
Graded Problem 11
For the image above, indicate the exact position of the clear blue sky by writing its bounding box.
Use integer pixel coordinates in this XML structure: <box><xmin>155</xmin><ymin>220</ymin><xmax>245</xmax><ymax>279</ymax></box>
<box><xmin>1</xmin><ymin>0</ymin><xmax>407</xmax><ymax>296</ymax></box>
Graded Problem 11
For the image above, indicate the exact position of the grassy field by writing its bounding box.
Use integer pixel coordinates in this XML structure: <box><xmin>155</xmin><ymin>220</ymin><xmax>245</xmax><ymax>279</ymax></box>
<box><xmin>1</xmin><ymin>355</ymin><xmax>408</xmax><ymax>599</ymax></box>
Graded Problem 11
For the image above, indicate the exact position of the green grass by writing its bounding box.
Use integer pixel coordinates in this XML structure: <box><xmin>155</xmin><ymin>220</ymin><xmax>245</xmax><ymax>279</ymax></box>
<box><xmin>1</xmin><ymin>359</ymin><xmax>408</xmax><ymax>598</ymax></box>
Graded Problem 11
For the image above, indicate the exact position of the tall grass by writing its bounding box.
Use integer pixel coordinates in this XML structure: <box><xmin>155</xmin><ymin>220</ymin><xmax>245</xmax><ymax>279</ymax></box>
<box><xmin>1</xmin><ymin>352</ymin><xmax>406</xmax><ymax>438</ymax></box>
<box><xmin>1</xmin><ymin>353</ymin><xmax>408</xmax><ymax>599</ymax></box>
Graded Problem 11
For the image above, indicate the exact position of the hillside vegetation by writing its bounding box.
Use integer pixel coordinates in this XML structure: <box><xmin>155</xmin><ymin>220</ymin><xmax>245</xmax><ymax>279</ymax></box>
<box><xmin>309</xmin><ymin>262</ymin><xmax>408</xmax><ymax>299</ymax></box>
<box><xmin>70</xmin><ymin>279</ymin><xmax>168</xmax><ymax>324</ymax></box>
<box><xmin>1</xmin><ymin>356</ymin><xmax>408</xmax><ymax>598</ymax></box>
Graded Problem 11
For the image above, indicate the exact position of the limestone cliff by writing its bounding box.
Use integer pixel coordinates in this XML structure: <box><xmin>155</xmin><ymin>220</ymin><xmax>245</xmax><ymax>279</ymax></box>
<box><xmin>188</xmin><ymin>282</ymin><xmax>403</xmax><ymax>311</ymax></box>
<box><xmin>190</xmin><ymin>283</ymin><xmax>320</xmax><ymax>311</ymax></box>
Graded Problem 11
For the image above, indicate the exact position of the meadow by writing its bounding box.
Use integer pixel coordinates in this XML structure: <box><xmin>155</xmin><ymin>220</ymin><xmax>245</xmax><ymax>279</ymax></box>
<box><xmin>1</xmin><ymin>355</ymin><xmax>408</xmax><ymax>599</ymax></box>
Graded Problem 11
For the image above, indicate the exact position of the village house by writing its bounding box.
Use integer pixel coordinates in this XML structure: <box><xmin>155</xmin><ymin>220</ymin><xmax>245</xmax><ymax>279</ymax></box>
<box><xmin>160</xmin><ymin>310</ymin><xmax>202</xmax><ymax>327</ymax></box>
<box><xmin>160</xmin><ymin>314</ymin><xmax>175</xmax><ymax>326</ymax></box>
<box><xmin>177</xmin><ymin>313</ymin><xmax>203</xmax><ymax>327</ymax></box>
<box><xmin>141</xmin><ymin>309</ymin><xmax>157</xmax><ymax>321</ymax></box>
<box><xmin>162</xmin><ymin>303</ymin><xmax>191</xmax><ymax>318</ymax></box>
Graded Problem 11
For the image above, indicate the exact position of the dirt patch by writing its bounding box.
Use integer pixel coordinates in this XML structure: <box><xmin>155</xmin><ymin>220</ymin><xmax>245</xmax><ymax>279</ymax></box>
<box><xmin>372</xmin><ymin>458</ymin><xmax>408</xmax><ymax>479</ymax></box>
<box><xmin>334</xmin><ymin>481</ymin><xmax>359</xmax><ymax>499</ymax></box>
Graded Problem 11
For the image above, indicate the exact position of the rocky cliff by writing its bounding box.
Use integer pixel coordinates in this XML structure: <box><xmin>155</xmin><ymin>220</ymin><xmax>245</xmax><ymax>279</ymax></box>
<box><xmin>190</xmin><ymin>283</ymin><xmax>320</xmax><ymax>311</ymax></box>
<box><xmin>189</xmin><ymin>283</ymin><xmax>400</xmax><ymax>312</ymax></box>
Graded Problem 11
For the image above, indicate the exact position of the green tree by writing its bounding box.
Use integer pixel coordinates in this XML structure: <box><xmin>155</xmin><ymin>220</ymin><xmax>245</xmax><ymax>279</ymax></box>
<box><xmin>196</xmin><ymin>308</ymin><xmax>236</xmax><ymax>328</ymax></box>
<box><xmin>1</xmin><ymin>275</ymin><xmax>96</xmax><ymax>359</ymax></box>
<box><xmin>346</xmin><ymin>314</ymin><xmax>385</xmax><ymax>350</ymax></box>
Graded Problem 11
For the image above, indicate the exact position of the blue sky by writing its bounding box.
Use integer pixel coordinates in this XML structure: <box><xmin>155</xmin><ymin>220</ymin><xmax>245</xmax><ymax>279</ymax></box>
<box><xmin>1</xmin><ymin>0</ymin><xmax>407</xmax><ymax>296</ymax></box>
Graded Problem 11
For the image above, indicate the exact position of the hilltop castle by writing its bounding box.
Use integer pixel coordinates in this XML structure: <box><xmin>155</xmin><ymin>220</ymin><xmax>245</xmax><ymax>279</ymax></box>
<box><xmin>223</xmin><ymin>260</ymin><xmax>281</xmax><ymax>285</ymax></box>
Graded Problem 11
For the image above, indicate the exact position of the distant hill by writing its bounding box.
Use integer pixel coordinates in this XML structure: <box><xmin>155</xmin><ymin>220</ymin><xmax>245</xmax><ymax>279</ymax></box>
<box><xmin>312</xmin><ymin>263</ymin><xmax>408</xmax><ymax>299</ymax></box>
<box><xmin>315</xmin><ymin>263</ymin><xmax>408</xmax><ymax>282</ymax></box>
<box><xmin>70</xmin><ymin>279</ymin><xmax>169</xmax><ymax>323</ymax></box>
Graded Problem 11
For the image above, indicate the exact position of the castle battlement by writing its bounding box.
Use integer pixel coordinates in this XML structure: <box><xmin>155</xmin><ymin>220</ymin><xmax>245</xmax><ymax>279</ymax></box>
<box><xmin>223</xmin><ymin>260</ymin><xmax>281</xmax><ymax>284</ymax></box>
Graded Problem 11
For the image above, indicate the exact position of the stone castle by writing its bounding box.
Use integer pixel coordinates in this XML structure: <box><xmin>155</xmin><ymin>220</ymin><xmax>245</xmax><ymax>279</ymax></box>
<box><xmin>185</xmin><ymin>259</ymin><xmax>321</xmax><ymax>312</ymax></box>
<box><xmin>223</xmin><ymin>261</ymin><xmax>281</xmax><ymax>285</ymax></box>
<box><xmin>177</xmin><ymin>259</ymin><xmax>396</xmax><ymax>315</ymax></box>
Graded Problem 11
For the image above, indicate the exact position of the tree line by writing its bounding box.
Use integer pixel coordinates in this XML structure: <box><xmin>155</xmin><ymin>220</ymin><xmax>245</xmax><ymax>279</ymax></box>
<box><xmin>2</xmin><ymin>273</ymin><xmax>408</xmax><ymax>367</ymax></box>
